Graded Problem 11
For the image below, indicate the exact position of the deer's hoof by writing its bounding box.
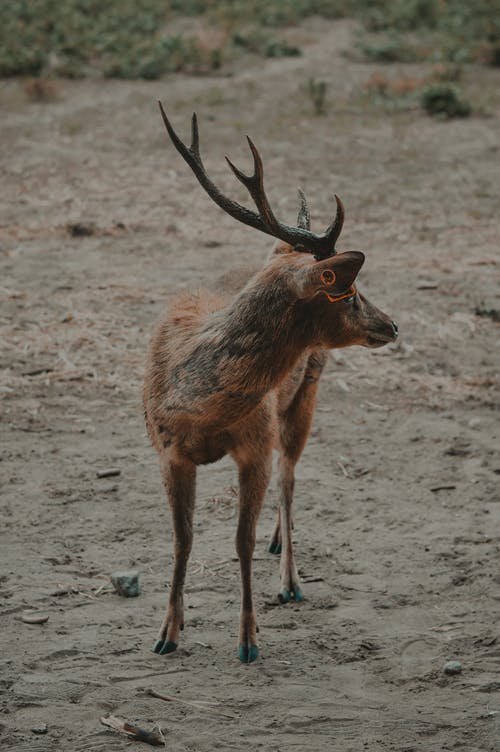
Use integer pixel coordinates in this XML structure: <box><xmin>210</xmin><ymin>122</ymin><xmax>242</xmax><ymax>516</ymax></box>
<box><xmin>278</xmin><ymin>588</ymin><xmax>291</xmax><ymax>603</ymax></box>
<box><xmin>152</xmin><ymin>638</ymin><xmax>177</xmax><ymax>655</ymax></box>
<box><xmin>239</xmin><ymin>644</ymin><xmax>259</xmax><ymax>663</ymax></box>
<box><xmin>278</xmin><ymin>587</ymin><xmax>304</xmax><ymax>604</ymax></box>
<box><xmin>268</xmin><ymin>541</ymin><xmax>281</xmax><ymax>555</ymax></box>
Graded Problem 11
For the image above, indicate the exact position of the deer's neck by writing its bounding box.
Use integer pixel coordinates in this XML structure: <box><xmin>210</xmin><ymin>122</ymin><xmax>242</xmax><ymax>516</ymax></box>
<box><xmin>212</xmin><ymin>279</ymin><xmax>310</xmax><ymax>395</ymax></box>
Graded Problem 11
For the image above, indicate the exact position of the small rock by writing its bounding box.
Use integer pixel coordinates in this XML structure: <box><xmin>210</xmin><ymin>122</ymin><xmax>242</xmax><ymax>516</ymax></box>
<box><xmin>110</xmin><ymin>570</ymin><xmax>140</xmax><ymax>597</ymax></box>
<box><xmin>443</xmin><ymin>660</ymin><xmax>462</xmax><ymax>675</ymax></box>
<box><xmin>21</xmin><ymin>612</ymin><xmax>49</xmax><ymax>625</ymax></box>
<box><xmin>31</xmin><ymin>724</ymin><xmax>48</xmax><ymax>735</ymax></box>
<box><xmin>67</xmin><ymin>221</ymin><xmax>96</xmax><ymax>237</ymax></box>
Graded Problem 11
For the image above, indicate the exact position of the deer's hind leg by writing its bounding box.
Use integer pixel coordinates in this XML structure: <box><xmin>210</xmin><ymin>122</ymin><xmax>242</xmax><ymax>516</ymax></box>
<box><xmin>270</xmin><ymin>350</ymin><xmax>326</xmax><ymax>604</ymax></box>
<box><xmin>153</xmin><ymin>452</ymin><xmax>196</xmax><ymax>656</ymax></box>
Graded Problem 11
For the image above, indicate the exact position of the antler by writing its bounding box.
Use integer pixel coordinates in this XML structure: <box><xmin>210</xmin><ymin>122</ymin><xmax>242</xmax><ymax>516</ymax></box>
<box><xmin>158</xmin><ymin>102</ymin><xmax>344</xmax><ymax>259</ymax></box>
<box><xmin>297</xmin><ymin>188</ymin><xmax>311</xmax><ymax>230</ymax></box>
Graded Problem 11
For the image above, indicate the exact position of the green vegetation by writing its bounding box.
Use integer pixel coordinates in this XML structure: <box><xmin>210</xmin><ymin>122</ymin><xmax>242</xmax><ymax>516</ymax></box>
<box><xmin>232</xmin><ymin>30</ymin><xmax>301</xmax><ymax>59</ymax></box>
<box><xmin>0</xmin><ymin>0</ymin><xmax>220</xmax><ymax>78</ymax></box>
<box><xmin>420</xmin><ymin>83</ymin><xmax>471</xmax><ymax>118</ymax></box>
<box><xmin>208</xmin><ymin>0</ymin><xmax>347</xmax><ymax>27</ymax></box>
<box><xmin>358</xmin><ymin>34</ymin><xmax>420</xmax><ymax>63</ymax></box>
<box><xmin>361</xmin><ymin>69</ymin><xmax>472</xmax><ymax>118</ymax></box>
<box><xmin>0</xmin><ymin>0</ymin><xmax>317</xmax><ymax>78</ymax></box>
<box><xmin>356</xmin><ymin>0</ymin><xmax>500</xmax><ymax>66</ymax></box>
<box><xmin>307</xmin><ymin>77</ymin><xmax>328</xmax><ymax>115</ymax></box>
<box><xmin>0</xmin><ymin>0</ymin><xmax>498</xmax><ymax>78</ymax></box>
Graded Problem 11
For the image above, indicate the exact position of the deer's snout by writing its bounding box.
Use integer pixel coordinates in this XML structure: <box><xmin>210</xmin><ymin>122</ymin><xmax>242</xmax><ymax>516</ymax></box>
<box><xmin>362</xmin><ymin>309</ymin><xmax>399</xmax><ymax>348</ymax></box>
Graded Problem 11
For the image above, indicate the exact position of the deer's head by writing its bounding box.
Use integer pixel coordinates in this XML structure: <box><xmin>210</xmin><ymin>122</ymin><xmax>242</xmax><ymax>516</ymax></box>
<box><xmin>159</xmin><ymin>103</ymin><xmax>398</xmax><ymax>350</ymax></box>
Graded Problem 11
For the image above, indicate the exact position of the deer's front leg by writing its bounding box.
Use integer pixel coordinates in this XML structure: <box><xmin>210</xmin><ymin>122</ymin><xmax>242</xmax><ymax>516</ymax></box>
<box><xmin>153</xmin><ymin>454</ymin><xmax>196</xmax><ymax>656</ymax></box>
<box><xmin>235</xmin><ymin>456</ymin><xmax>272</xmax><ymax>663</ymax></box>
<box><xmin>270</xmin><ymin>350</ymin><xmax>326</xmax><ymax>603</ymax></box>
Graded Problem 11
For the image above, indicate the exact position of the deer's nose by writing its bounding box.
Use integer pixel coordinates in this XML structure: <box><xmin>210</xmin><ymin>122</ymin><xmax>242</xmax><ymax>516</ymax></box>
<box><xmin>391</xmin><ymin>320</ymin><xmax>399</xmax><ymax>338</ymax></box>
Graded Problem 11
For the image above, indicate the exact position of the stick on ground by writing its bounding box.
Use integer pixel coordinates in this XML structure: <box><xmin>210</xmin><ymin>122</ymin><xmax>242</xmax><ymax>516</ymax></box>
<box><xmin>100</xmin><ymin>715</ymin><xmax>165</xmax><ymax>746</ymax></box>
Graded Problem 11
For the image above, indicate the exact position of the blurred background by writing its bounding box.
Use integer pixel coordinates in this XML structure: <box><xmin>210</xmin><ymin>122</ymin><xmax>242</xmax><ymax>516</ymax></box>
<box><xmin>1</xmin><ymin>3</ymin><xmax>499</xmax><ymax>752</ymax></box>
<box><xmin>1</xmin><ymin>0</ymin><xmax>500</xmax><ymax>84</ymax></box>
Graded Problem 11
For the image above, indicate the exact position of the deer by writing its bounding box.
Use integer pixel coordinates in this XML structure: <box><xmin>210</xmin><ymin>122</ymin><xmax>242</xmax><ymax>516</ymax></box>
<box><xmin>143</xmin><ymin>102</ymin><xmax>398</xmax><ymax>663</ymax></box>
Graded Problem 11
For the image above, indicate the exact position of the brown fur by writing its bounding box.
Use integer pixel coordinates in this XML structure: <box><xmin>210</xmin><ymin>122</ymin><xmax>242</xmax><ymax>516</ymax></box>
<box><xmin>143</xmin><ymin>241</ymin><xmax>397</xmax><ymax>662</ymax></box>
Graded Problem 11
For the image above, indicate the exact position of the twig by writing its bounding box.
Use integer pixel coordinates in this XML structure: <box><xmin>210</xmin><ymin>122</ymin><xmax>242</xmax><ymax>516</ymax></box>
<box><xmin>96</xmin><ymin>468</ymin><xmax>121</xmax><ymax>479</ymax></box>
<box><xmin>22</xmin><ymin>367</ymin><xmax>54</xmax><ymax>377</ymax></box>
<box><xmin>93</xmin><ymin>583</ymin><xmax>113</xmax><ymax>596</ymax></box>
<box><xmin>336</xmin><ymin>377</ymin><xmax>350</xmax><ymax>393</ymax></box>
<box><xmin>100</xmin><ymin>715</ymin><xmax>165</xmax><ymax>746</ymax></box>
<box><xmin>146</xmin><ymin>688</ymin><xmax>238</xmax><ymax>719</ymax></box>
<box><xmin>365</xmin><ymin>400</ymin><xmax>388</xmax><ymax>411</ymax></box>
<box><xmin>416</xmin><ymin>281</ymin><xmax>438</xmax><ymax>290</ymax></box>
<box><xmin>9</xmin><ymin>424</ymin><xmax>51</xmax><ymax>433</ymax></box>
<box><xmin>337</xmin><ymin>461</ymin><xmax>349</xmax><ymax>478</ymax></box>
<box><xmin>108</xmin><ymin>668</ymin><xmax>186</xmax><ymax>683</ymax></box>
<box><xmin>147</xmin><ymin>688</ymin><xmax>219</xmax><ymax>707</ymax></box>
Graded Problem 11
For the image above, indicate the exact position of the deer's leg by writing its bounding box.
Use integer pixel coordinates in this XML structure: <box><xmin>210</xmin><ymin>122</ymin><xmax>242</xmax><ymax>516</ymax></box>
<box><xmin>276</xmin><ymin>454</ymin><xmax>302</xmax><ymax>603</ymax></box>
<box><xmin>271</xmin><ymin>350</ymin><xmax>326</xmax><ymax>604</ymax></box>
<box><xmin>234</xmin><ymin>453</ymin><xmax>272</xmax><ymax>663</ymax></box>
<box><xmin>268</xmin><ymin>506</ymin><xmax>282</xmax><ymax>555</ymax></box>
<box><xmin>153</xmin><ymin>454</ymin><xmax>196</xmax><ymax>656</ymax></box>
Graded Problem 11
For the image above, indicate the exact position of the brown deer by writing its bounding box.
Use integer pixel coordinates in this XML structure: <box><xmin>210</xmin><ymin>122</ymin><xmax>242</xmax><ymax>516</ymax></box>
<box><xmin>143</xmin><ymin>102</ymin><xmax>398</xmax><ymax>663</ymax></box>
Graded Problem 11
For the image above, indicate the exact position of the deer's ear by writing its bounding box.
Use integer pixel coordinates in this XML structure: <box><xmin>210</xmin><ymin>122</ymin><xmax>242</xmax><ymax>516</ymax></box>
<box><xmin>297</xmin><ymin>251</ymin><xmax>365</xmax><ymax>300</ymax></box>
<box><xmin>320</xmin><ymin>251</ymin><xmax>365</xmax><ymax>293</ymax></box>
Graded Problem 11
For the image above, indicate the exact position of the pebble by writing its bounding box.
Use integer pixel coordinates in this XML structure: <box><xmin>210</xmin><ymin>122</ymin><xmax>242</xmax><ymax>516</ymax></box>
<box><xmin>67</xmin><ymin>221</ymin><xmax>96</xmax><ymax>237</ymax></box>
<box><xmin>110</xmin><ymin>570</ymin><xmax>140</xmax><ymax>597</ymax></box>
<box><xmin>21</xmin><ymin>612</ymin><xmax>49</xmax><ymax>625</ymax></box>
<box><xmin>443</xmin><ymin>660</ymin><xmax>462</xmax><ymax>675</ymax></box>
<box><xmin>31</xmin><ymin>724</ymin><xmax>48</xmax><ymax>735</ymax></box>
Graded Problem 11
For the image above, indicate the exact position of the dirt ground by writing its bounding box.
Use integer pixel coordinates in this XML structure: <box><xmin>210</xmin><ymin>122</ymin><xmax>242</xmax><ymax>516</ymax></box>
<box><xmin>1</xmin><ymin>19</ymin><xmax>499</xmax><ymax>752</ymax></box>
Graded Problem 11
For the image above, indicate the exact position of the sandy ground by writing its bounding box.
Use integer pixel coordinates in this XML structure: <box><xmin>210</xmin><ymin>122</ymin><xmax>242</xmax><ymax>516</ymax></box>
<box><xmin>1</xmin><ymin>19</ymin><xmax>500</xmax><ymax>752</ymax></box>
